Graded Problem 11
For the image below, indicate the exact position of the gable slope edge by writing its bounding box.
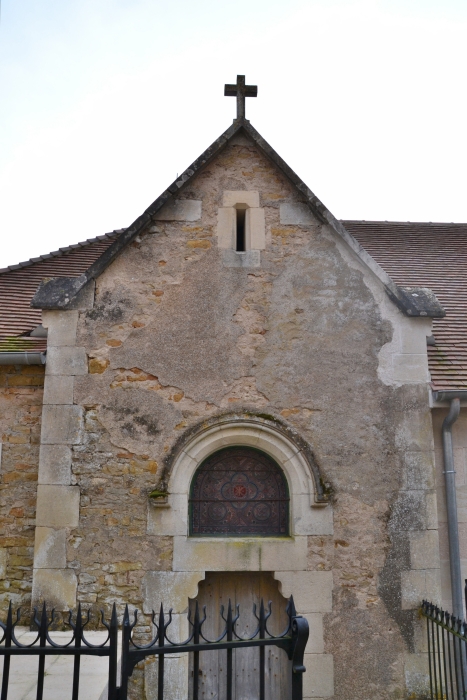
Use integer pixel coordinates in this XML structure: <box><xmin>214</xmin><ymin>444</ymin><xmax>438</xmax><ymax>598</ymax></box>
<box><xmin>31</xmin><ymin>118</ymin><xmax>445</xmax><ymax>318</ymax></box>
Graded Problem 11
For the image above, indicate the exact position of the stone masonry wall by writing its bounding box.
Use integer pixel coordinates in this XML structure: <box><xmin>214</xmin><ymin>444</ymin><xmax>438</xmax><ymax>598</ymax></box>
<box><xmin>33</xmin><ymin>135</ymin><xmax>439</xmax><ymax>698</ymax></box>
<box><xmin>0</xmin><ymin>364</ymin><xmax>44</xmax><ymax>614</ymax></box>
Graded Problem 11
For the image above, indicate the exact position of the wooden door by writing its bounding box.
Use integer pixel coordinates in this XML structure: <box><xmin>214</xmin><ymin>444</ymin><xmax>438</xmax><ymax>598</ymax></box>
<box><xmin>189</xmin><ymin>572</ymin><xmax>291</xmax><ymax>700</ymax></box>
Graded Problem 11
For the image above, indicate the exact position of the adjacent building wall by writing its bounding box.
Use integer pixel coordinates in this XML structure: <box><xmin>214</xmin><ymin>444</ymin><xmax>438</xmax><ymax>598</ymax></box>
<box><xmin>0</xmin><ymin>364</ymin><xmax>44</xmax><ymax>614</ymax></box>
<box><xmin>433</xmin><ymin>407</ymin><xmax>467</xmax><ymax>613</ymax></box>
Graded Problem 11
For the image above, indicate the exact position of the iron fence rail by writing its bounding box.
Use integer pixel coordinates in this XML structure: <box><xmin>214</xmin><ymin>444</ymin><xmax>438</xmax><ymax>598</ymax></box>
<box><xmin>0</xmin><ymin>596</ymin><xmax>309</xmax><ymax>700</ymax></box>
<box><xmin>421</xmin><ymin>600</ymin><xmax>467</xmax><ymax>700</ymax></box>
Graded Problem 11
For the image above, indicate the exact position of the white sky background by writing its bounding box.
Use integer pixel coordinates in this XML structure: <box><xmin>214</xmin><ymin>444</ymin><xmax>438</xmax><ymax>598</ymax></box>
<box><xmin>1</xmin><ymin>0</ymin><xmax>467</xmax><ymax>268</ymax></box>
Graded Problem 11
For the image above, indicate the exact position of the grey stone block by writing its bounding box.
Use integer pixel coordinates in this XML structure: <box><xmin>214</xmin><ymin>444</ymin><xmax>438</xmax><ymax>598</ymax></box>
<box><xmin>0</xmin><ymin>549</ymin><xmax>7</xmax><ymax>579</ymax></box>
<box><xmin>280</xmin><ymin>202</ymin><xmax>315</xmax><ymax>226</ymax></box>
<box><xmin>32</xmin><ymin>568</ymin><xmax>77</xmax><ymax>609</ymax></box>
<box><xmin>41</xmin><ymin>405</ymin><xmax>83</xmax><ymax>445</ymax></box>
<box><xmin>154</xmin><ymin>199</ymin><xmax>202</xmax><ymax>222</ymax></box>
<box><xmin>410</xmin><ymin>530</ymin><xmax>440</xmax><ymax>570</ymax></box>
<box><xmin>46</xmin><ymin>347</ymin><xmax>87</xmax><ymax>376</ymax></box>
<box><xmin>42</xmin><ymin>310</ymin><xmax>79</xmax><ymax>346</ymax></box>
<box><xmin>142</xmin><ymin>571</ymin><xmax>205</xmax><ymax>614</ymax></box>
<box><xmin>34</xmin><ymin>527</ymin><xmax>66</xmax><ymax>569</ymax></box>
<box><xmin>38</xmin><ymin>444</ymin><xmax>72</xmax><ymax>484</ymax></box>
<box><xmin>222</xmin><ymin>249</ymin><xmax>260</xmax><ymax>267</ymax></box>
<box><xmin>402</xmin><ymin>451</ymin><xmax>435</xmax><ymax>490</ymax></box>
<box><xmin>303</xmin><ymin>654</ymin><xmax>334</xmax><ymax>697</ymax></box>
<box><xmin>43</xmin><ymin>375</ymin><xmax>74</xmax><ymax>405</ymax></box>
<box><xmin>36</xmin><ymin>485</ymin><xmax>80</xmax><ymax>527</ymax></box>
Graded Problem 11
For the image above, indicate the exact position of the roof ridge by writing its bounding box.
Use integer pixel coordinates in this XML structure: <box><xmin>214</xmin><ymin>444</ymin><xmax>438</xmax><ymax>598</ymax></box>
<box><xmin>0</xmin><ymin>230</ymin><xmax>123</xmax><ymax>275</ymax></box>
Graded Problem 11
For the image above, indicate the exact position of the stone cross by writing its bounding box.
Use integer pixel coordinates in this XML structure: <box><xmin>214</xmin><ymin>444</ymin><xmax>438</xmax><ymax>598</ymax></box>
<box><xmin>224</xmin><ymin>75</ymin><xmax>258</xmax><ymax>119</ymax></box>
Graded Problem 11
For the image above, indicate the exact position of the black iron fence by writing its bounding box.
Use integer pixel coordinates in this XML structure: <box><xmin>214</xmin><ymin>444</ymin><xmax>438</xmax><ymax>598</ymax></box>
<box><xmin>421</xmin><ymin>600</ymin><xmax>467</xmax><ymax>700</ymax></box>
<box><xmin>0</xmin><ymin>596</ymin><xmax>308</xmax><ymax>700</ymax></box>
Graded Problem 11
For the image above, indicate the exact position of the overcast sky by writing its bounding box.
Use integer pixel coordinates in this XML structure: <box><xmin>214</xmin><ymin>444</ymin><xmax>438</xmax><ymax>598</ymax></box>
<box><xmin>1</xmin><ymin>0</ymin><xmax>466</xmax><ymax>268</ymax></box>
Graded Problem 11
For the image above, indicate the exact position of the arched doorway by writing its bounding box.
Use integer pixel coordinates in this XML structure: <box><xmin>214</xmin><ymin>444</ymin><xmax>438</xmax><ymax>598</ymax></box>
<box><xmin>189</xmin><ymin>572</ymin><xmax>291</xmax><ymax>700</ymax></box>
<box><xmin>187</xmin><ymin>448</ymin><xmax>291</xmax><ymax>698</ymax></box>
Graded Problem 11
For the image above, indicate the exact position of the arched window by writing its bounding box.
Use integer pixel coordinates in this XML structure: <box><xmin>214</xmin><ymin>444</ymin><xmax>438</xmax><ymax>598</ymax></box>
<box><xmin>189</xmin><ymin>446</ymin><xmax>289</xmax><ymax>536</ymax></box>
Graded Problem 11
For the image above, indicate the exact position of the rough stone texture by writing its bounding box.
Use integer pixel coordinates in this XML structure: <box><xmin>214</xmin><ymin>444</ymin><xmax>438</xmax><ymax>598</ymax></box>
<box><xmin>36</xmin><ymin>485</ymin><xmax>80</xmax><ymax>527</ymax></box>
<box><xmin>34</xmin><ymin>527</ymin><xmax>67</xmax><ymax>568</ymax></box>
<box><xmin>42</xmin><ymin>310</ymin><xmax>79</xmax><ymax>346</ymax></box>
<box><xmin>32</xmin><ymin>568</ymin><xmax>77</xmax><ymax>609</ymax></box>
<box><xmin>38</xmin><ymin>444</ymin><xmax>72</xmax><ymax>485</ymax></box>
<box><xmin>43</xmin><ymin>375</ymin><xmax>74</xmax><ymax>405</ymax></box>
<box><xmin>40</xmin><ymin>405</ymin><xmax>83</xmax><ymax>444</ymax></box>
<box><xmin>45</xmin><ymin>346</ymin><xmax>87</xmax><ymax>376</ymax></box>
<box><xmin>0</xmin><ymin>364</ymin><xmax>44</xmax><ymax>614</ymax></box>
<box><xmin>154</xmin><ymin>199</ymin><xmax>202</xmax><ymax>222</ymax></box>
<box><xmin>22</xmin><ymin>139</ymin><xmax>439</xmax><ymax>696</ymax></box>
<box><xmin>280</xmin><ymin>202</ymin><xmax>315</xmax><ymax>226</ymax></box>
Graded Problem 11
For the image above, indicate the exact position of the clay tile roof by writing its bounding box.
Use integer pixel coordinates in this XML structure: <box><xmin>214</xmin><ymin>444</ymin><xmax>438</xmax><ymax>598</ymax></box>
<box><xmin>343</xmin><ymin>220</ymin><xmax>467</xmax><ymax>391</ymax></box>
<box><xmin>1</xmin><ymin>220</ymin><xmax>466</xmax><ymax>391</ymax></box>
<box><xmin>0</xmin><ymin>232</ymin><xmax>120</xmax><ymax>352</ymax></box>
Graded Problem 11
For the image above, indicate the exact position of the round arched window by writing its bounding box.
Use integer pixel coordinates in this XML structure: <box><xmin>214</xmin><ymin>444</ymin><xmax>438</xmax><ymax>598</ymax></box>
<box><xmin>189</xmin><ymin>446</ymin><xmax>289</xmax><ymax>536</ymax></box>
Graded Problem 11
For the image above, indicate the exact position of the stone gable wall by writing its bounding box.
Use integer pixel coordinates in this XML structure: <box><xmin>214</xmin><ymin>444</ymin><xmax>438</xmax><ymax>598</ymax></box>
<box><xmin>0</xmin><ymin>364</ymin><xmax>44</xmax><ymax>613</ymax></box>
<box><xmin>31</xmin><ymin>138</ymin><xmax>439</xmax><ymax>698</ymax></box>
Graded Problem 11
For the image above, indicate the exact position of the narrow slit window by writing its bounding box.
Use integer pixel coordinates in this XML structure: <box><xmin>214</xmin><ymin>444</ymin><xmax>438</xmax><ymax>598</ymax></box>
<box><xmin>236</xmin><ymin>208</ymin><xmax>246</xmax><ymax>251</ymax></box>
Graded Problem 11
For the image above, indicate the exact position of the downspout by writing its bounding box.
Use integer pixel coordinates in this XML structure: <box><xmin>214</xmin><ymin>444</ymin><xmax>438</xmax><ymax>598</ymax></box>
<box><xmin>433</xmin><ymin>390</ymin><xmax>467</xmax><ymax>619</ymax></box>
<box><xmin>0</xmin><ymin>352</ymin><xmax>46</xmax><ymax>365</ymax></box>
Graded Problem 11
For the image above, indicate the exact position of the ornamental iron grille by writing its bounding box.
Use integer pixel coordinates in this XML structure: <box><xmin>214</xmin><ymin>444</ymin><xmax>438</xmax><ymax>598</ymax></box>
<box><xmin>190</xmin><ymin>446</ymin><xmax>289</xmax><ymax>536</ymax></box>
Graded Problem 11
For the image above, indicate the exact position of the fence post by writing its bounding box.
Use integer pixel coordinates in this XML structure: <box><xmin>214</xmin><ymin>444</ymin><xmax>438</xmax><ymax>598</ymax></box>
<box><xmin>108</xmin><ymin>604</ymin><xmax>118</xmax><ymax>700</ymax></box>
<box><xmin>118</xmin><ymin>605</ymin><xmax>131</xmax><ymax>700</ymax></box>
<box><xmin>290</xmin><ymin>616</ymin><xmax>309</xmax><ymax>700</ymax></box>
<box><xmin>0</xmin><ymin>602</ymin><xmax>12</xmax><ymax>700</ymax></box>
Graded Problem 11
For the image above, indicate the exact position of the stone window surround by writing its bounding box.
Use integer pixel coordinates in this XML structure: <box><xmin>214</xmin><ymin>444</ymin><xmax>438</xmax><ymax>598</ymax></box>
<box><xmin>217</xmin><ymin>190</ymin><xmax>266</xmax><ymax>253</ymax></box>
<box><xmin>151</xmin><ymin>418</ymin><xmax>332</xmax><ymax>536</ymax></box>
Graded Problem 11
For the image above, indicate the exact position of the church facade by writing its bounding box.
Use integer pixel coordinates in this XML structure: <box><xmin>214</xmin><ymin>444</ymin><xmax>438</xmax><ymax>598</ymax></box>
<box><xmin>1</xmin><ymin>77</ymin><xmax>466</xmax><ymax>699</ymax></box>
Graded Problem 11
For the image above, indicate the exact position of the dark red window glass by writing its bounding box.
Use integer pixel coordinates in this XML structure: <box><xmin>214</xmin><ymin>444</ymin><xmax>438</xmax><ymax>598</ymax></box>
<box><xmin>190</xmin><ymin>446</ymin><xmax>289</xmax><ymax>536</ymax></box>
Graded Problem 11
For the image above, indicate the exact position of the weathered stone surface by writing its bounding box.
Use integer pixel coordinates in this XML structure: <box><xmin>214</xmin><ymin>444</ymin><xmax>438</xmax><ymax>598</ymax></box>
<box><xmin>217</xmin><ymin>206</ymin><xmax>236</xmax><ymax>248</ymax></box>
<box><xmin>410</xmin><ymin>530</ymin><xmax>440</xmax><ymax>570</ymax></box>
<box><xmin>154</xmin><ymin>199</ymin><xmax>201</xmax><ymax>222</ymax></box>
<box><xmin>108</xmin><ymin>252</ymin><xmax>251</xmax><ymax>404</ymax></box>
<box><xmin>46</xmin><ymin>347</ymin><xmax>87</xmax><ymax>376</ymax></box>
<box><xmin>36</xmin><ymin>485</ymin><xmax>80</xmax><ymax>527</ymax></box>
<box><xmin>38</xmin><ymin>444</ymin><xmax>72</xmax><ymax>484</ymax></box>
<box><xmin>173</xmin><ymin>536</ymin><xmax>307</xmax><ymax>573</ymax></box>
<box><xmin>142</xmin><ymin>571</ymin><xmax>204</xmax><ymax>613</ymax></box>
<box><xmin>404</xmin><ymin>653</ymin><xmax>430</xmax><ymax>697</ymax></box>
<box><xmin>0</xmin><ymin>549</ymin><xmax>7</xmax><ymax>579</ymax></box>
<box><xmin>221</xmin><ymin>249</ymin><xmax>260</xmax><ymax>267</ymax></box>
<box><xmin>302</xmin><ymin>613</ymin><xmax>325</xmax><ymax>654</ymax></box>
<box><xmin>34</xmin><ymin>527</ymin><xmax>66</xmax><ymax>568</ymax></box>
<box><xmin>43</xmin><ymin>375</ymin><xmax>74</xmax><ymax>405</ymax></box>
<box><xmin>223</xmin><ymin>190</ymin><xmax>259</xmax><ymax>208</ymax></box>
<box><xmin>274</xmin><ymin>571</ymin><xmax>332</xmax><ymax>613</ymax></box>
<box><xmin>42</xmin><ymin>310</ymin><xmax>79</xmax><ymax>346</ymax></box>
<box><xmin>0</xmin><ymin>364</ymin><xmax>43</xmax><ymax>613</ymax></box>
<box><xmin>41</xmin><ymin>405</ymin><xmax>83</xmax><ymax>444</ymax></box>
<box><xmin>401</xmin><ymin>568</ymin><xmax>441</xmax><ymax>610</ymax></box>
<box><xmin>247</xmin><ymin>206</ymin><xmax>265</xmax><ymax>249</ymax></box>
<box><xmin>280</xmin><ymin>202</ymin><xmax>315</xmax><ymax>226</ymax></box>
<box><xmin>303</xmin><ymin>654</ymin><xmax>334</xmax><ymax>698</ymax></box>
<box><xmin>32</xmin><ymin>568</ymin><xmax>77</xmax><ymax>609</ymax></box>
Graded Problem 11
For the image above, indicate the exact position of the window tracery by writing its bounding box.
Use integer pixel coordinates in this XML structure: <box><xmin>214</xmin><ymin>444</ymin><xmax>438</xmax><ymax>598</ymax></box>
<box><xmin>189</xmin><ymin>446</ymin><xmax>289</xmax><ymax>536</ymax></box>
